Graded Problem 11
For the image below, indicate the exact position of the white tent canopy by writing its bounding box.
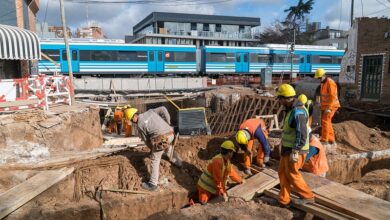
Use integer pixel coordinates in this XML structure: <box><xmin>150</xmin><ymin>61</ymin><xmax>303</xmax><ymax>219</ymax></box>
<box><xmin>0</xmin><ymin>24</ymin><xmax>41</xmax><ymax>60</ymax></box>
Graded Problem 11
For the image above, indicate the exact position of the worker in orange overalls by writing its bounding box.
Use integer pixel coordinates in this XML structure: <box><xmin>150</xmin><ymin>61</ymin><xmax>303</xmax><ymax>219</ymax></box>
<box><xmin>122</xmin><ymin>105</ymin><xmax>132</xmax><ymax>137</ymax></box>
<box><xmin>235</xmin><ymin>118</ymin><xmax>270</xmax><ymax>175</ymax></box>
<box><xmin>314</xmin><ymin>68</ymin><xmax>340</xmax><ymax>145</ymax></box>
<box><xmin>302</xmin><ymin>134</ymin><xmax>329</xmax><ymax>177</ymax></box>
<box><xmin>197</xmin><ymin>140</ymin><xmax>244</xmax><ymax>204</ymax></box>
<box><xmin>276</xmin><ymin>84</ymin><xmax>314</xmax><ymax>207</ymax></box>
<box><xmin>112</xmin><ymin>106</ymin><xmax>124</xmax><ymax>135</ymax></box>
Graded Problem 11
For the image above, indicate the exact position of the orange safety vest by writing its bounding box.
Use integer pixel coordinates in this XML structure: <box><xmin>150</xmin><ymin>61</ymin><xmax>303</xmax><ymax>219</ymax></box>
<box><xmin>302</xmin><ymin>136</ymin><xmax>329</xmax><ymax>176</ymax></box>
<box><xmin>239</xmin><ymin>118</ymin><xmax>268</xmax><ymax>139</ymax></box>
<box><xmin>114</xmin><ymin>110</ymin><xmax>123</xmax><ymax>122</ymax></box>
<box><xmin>320</xmin><ymin>77</ymin><xmax>340</xmax><ymax>110</ymax></box>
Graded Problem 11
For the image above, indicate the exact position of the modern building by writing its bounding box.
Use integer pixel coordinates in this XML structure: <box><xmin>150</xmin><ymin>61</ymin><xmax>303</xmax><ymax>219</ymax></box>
<box><xmin>0</xmin><ymin>0</ymin><xmax>40</xmax><ymax>78</ymax></box>
<box><xmin>339</xmin><ymin>17</ymin><xmax>390</xmax><ymax>104</ymax></box>
<box><xmin>36</xmin><ymin>22</ymin><xmax>72</xmax><ymax>38</ymax></box>
<box><xmin>310</xmin><ymin>26</ymin><xmax>348</xmax><ymax>50</ymax></box>
<box><xmin>129</xmin><ymin>12</ymin><xmax>261</xmax><ymax>47</ymax></box>
<box><xmin>76</xmin><ymin>23</ymin><xmax>105</xmax><ymax>39</ymax></box>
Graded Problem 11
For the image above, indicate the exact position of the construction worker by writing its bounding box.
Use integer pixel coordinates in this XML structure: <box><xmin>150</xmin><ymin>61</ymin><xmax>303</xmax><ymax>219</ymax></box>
<box><xmin>298</xmin><ymin>94</ymin><xmax>314</xmax><ymax>127</ymax></box>
<box><xmin>236</xmin><ymin>118</ymin><xmax>270</xmax><ymax>174</ymax></box>
<box><xmin>122</xmin><ymin>105</ymin><xmax>132</xmax><ymax>137</ymax></box>
<box><xmin>314</xmin><ymin>68</ymin><xmax>340</xmax><ymax>145</ymax></box>
<box><xmin>124</xmin><ymin>106</ymin><xmax>182</xmax><ymax>191</ymax></box>
<box><xmin>197</xmin><ymin>140</ymin><xmax>244</xmax><ymax>204</ymax></box>
<box><xmin>113</xmin><ymin>106</ymin><xmax>124</xmax><ymax>135</ymax></box>
<box><xmin>276</xmin><ymin>84</ymin><xmax>314</xmax><ymax>206</ymax></box>
<box><xmin>302</xmin><ymin>134</ymin><xmax>329</xmax><ymax>177</ymax></box>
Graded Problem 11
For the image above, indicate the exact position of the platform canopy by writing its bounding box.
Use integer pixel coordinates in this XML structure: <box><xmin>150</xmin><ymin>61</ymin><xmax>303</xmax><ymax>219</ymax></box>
<box><xmin>0</xmin><ymin>24</ymin><xmax>41</xmax><ymax>60</ymax></box>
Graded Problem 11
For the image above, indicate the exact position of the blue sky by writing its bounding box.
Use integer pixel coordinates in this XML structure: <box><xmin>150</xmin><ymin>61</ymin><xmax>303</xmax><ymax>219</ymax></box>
<box><xmin>37</xmin><ymin>0</ymin><xmax>390</xmax><ymax>38</ymax></box>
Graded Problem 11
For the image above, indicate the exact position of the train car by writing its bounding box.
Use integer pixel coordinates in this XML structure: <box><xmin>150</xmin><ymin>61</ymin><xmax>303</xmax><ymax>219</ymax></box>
<box><xmin>264</xmin><ymin>44</ymin><xmax>344</xmax><ymax>75</ymax></box>
<box><xmin>39</xmin><ymin>40</ymin><xmax>197</xmax><ymax>75</ymax></box>
<box><xmin>202</xmin><ymin>46</ymin><xmax>270</xmax><ymax>74</ymax></box>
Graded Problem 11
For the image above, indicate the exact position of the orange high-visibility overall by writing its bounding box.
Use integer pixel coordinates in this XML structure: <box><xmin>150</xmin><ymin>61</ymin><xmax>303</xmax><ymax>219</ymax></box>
<box><xmin>239</xmin><ymin>118</ymin><xmax>268</xmax><ymax>168</ymax></box>
<box><xmin>113</xmin><ymin>110</ymin><xmax>123</xmax><ymax>135</ymax></box>
<box><xmin>302</xmin><ymin>136</ymin><xmax>329</xmax><ymax>177</ymax></box>
<box><xmin>320</xmin><ymin>77</ymin><xmax>340</xmax><ymax>143</ymax></box>
<box><xmin>197</xmin><ymin>154</ymin><xmax>242</xmax><ymax>204</ymax></box>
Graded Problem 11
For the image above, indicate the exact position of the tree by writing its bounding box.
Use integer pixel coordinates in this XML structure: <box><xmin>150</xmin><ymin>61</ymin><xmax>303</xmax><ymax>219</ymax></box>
<box><xmin>284</xmin><ymin>0</ymin><xmax>314</xmax><ymax>29</ymax></box>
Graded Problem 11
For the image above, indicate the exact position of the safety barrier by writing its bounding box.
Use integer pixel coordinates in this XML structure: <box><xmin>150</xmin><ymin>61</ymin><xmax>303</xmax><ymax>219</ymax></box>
<box><xmin>0</xmin><ymin>74</ymin><xmax>71</xmax><ymax>112</ymax></box>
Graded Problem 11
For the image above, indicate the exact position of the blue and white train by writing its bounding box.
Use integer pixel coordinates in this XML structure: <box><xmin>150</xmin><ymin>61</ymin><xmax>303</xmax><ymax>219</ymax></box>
<box><xmin>39</xmin><ymin>40</ymin><xmax>344</xmax><ymax>76</ymax></box>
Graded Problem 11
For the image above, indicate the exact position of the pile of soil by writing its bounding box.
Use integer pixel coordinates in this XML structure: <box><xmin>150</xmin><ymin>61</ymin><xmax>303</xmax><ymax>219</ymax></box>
<box><xmin>347</xmin><ymin>169</ymin><xmax>390</xmax><ymax>201</ymax></box>
<box><xmin>333</xmin><ymin>120</ymin><xmax>390</xmax><ymax>153</ymax></box>
<box><xmin>156</xmin><ymin>199</ymin><xmax>293</xmax><ymax>220</ymax></box>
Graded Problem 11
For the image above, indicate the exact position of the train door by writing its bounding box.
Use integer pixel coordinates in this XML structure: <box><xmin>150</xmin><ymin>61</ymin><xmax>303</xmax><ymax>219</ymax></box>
<box><xmin>148</xmin><ymin>51</ymin><xmax>165</xmax><ymax>72</ymax></box>
<box><xmin>235</xmin><ymin>53</ymin><xmax>249</xmax><ymax>73</ymax></box>
<box><xmin>299</xmin><ymin>54</ymin><xmax>312</xmax><ymax>73</ymax></box>
<box><xmin>61</xmin><ymin>50</ymin><xmax>80</xmax><ymax>73</ymax></box>
<box><xmin>305</xmin><ymin>54</ymin><xmax>312</xmax><ymax>73</ymax></box>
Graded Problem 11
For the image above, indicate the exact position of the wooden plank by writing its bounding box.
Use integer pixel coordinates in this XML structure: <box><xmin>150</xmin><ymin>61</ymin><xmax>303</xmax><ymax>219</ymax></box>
<box><xmin>242</xmin><ymin>96</ymin><xmax>256</xmax><ymax>122</ymax></box>
<box><xmin>227</xmin><ymin>170</ymin><xmax>279</xmax><ymax>201</ymax></box>
<box><xmin>0</xmin><ymin>99</ymin><xmax>40</xmax><ymax>108</ymax></box>
<box><xmin>264</xmin><ymin>189</ymin><xmax>351</xmax><ymax>220</ymax></box>
<box><xmin>301</xmin><ymin>172</ymin><xmax>390</xmax><ymax>220</ymax></box>
<box><xmin>250</xmin><ymin>98</ymin><xmax>265</xmax><ymax>118</ymax></box>
<box><xmin>216</xmin><ymin>100</ymin><xmax>236</xmax><ymax>134</ymax></box>
<box><xmin>226</xmin><ymin>99</ymin><xmax>242</xmax><ymax>133</ymax></box>
<box><xmin>0</xmin><ymin>167</ymin><xmax>74</xmax><ymax>219</ymax></box>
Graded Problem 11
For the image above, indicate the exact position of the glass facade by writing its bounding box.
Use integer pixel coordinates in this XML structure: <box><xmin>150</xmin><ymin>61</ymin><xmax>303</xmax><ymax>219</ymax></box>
<box><xmin>0</xmin><ymin>0</ymin><xmax>17</xmax><ymax>26</ymax></box>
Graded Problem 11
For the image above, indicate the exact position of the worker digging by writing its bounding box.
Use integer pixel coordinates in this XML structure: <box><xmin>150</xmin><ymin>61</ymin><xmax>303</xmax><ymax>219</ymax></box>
<box><xmin>124</xmin><ymin>106</ymin><xmax>183</xmax><ymax>191</ymax></box>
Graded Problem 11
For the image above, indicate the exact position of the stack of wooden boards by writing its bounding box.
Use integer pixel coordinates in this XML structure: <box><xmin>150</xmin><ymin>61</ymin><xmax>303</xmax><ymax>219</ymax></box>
<box><xmin>227</xmin><ymin>168</ymin><xmax>390</xmax><ymax>220</ymax></box>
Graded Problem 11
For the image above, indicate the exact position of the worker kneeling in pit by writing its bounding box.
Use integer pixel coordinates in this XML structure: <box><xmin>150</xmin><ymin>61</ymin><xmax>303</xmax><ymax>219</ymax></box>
<box><xmin>236</xmin><ymin>118</ymin><xmax>271</xmax><ymax>175</ymax></box>
<box><xmin>302</xmin><ymin>133</ymin><xmax>329</xmax><ymax>177</ymax></box>
<box><xmin>124</xmin><ymin>107</ymin><xmax>183</xmax><ymax>191</ymax></box>
<box><xmin>197</xmin><ymin>140</ymin><xmax>245</xmax><ymax>205</ymax></box>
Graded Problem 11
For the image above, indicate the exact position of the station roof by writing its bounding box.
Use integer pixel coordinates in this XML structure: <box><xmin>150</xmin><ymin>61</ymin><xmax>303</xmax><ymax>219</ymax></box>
<box><xmin>133</xmin><ymin>12</ymin><xmax>261</xmax><ymax>34</ymax></box>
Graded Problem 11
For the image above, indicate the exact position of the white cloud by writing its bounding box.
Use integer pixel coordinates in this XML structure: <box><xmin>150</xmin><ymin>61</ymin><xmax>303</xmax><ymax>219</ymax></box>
<box><xmin>324</xmin><ymin>0</ymin><xmax>390</xmax><ymax>30</ymax></box>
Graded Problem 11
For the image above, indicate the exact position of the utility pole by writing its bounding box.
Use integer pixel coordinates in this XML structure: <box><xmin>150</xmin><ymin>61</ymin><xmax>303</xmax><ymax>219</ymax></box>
<box><xmin>59</xmin><ymin>0</ymin><xmax>75</xmax><ymax>104</ymax></box>
<box><xmin>350</xmin><ymin>0</ymin><xmax>354</xmax><ymax>27</ymax></box>
<box><xmin>290</xmin><ymin>27</ymin><xmax>296</xmax><ymax>82</ymax></box>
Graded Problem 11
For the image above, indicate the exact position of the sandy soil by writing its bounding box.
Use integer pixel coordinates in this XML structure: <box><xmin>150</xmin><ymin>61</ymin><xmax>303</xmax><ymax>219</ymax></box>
<box><xmin>347</xmin><ymin>169</ymin><xmax>390</xmax><ymax>201</ymax></box>
<box><xmin>333</xmin><ymin>120</ymin><xmax>390</xmax><ymax>153</ymax></box>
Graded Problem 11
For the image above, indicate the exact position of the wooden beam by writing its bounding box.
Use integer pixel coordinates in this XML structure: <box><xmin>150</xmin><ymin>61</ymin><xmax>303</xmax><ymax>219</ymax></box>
<box><xmin>242</xmin><ymin>96</ymin><xmax>256</xmax><ymax>122</ymax></box>
<box><xmin>0</xmin><ymin>167</ymin><xmax>74</xmax><ymax>219</ymax></box>
<box><xmin>227</xmin><ymin>169</ymin><xmax>279</xmax><ymax>201</ymax></box>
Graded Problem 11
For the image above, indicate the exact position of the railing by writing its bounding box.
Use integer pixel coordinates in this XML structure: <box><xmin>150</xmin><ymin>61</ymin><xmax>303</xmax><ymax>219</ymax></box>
<box><xmin>0</xmin><ymin>74</ymin><xmax>71</xmax><ymax>111</ymax></box>
<box><xmin>136</xmin><ymin>30</ymin><xmax>255</xmax><ymax>40</ymax></box>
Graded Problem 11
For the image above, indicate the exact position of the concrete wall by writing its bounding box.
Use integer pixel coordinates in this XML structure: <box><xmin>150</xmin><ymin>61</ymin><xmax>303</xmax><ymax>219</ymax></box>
<box><xmin>74</xmin><ymin>77</ymin><xmax>208</xmax><ymax>92</ymax></box>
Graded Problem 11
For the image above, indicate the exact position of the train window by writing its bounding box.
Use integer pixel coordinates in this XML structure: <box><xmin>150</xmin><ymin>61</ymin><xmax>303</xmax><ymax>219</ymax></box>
<box><xmin>207</xmin><ymin>53</ymin><xmax>225</xmax><ymax>62</ymax></box>
<box><xmin>80</xmin><ymin>51</ymin><xmax>91</xmax><ymax>61</ymax></box>
<box><xmin>243</xmin><ymin>54</ymin><xmax>248</xmax><ymax>62</ymax></box>
<box><xmin>72</xmin><ymin>51</ymin><xmax>77</xmax><ymax>60</ymax></box>
<box><xmin>334</xmin><ymin>56</ymin><xmax>343</xmax><ymax>64</ymax></box>
<box><xmin>236</xmin><ymin>54</ymin><xmax>241</xmax><ymax>62</ymax></box>
<box><xmin>319</xmin><ymin>56</ymin><xmax>332</xmax><ymax>64</ymax></box>
<box><xmin>92</xmin><ymin>51</ymin><xmax>116</xmax><ymax>61</ymax></box>
<box><xmin>41</xmin><ymin>49</ymin><xmax>60</xmax><ymax>61</ymax></box>
<box><xmin>251</xmin><ymin>54</ymin><xmax>271</xmax><ymax>63</ymax></box>
<box><xmin>149</xmin><ymin>52</ymin><xmax>154</xmax><ymax>61</ymax></box>
<box><xmin>158</xmin><ymin>52</ymin><xmax>163</xmax><ymax>61</ymax></box>
<box><xmin>300</xmin><ymin>56</ymin><xmax>305</xmax><ymax>63</ymax></box>
<box><xmin>165</xmin><ymin>52</ymin><xmax>196</xmax><ymax>62</ymax></box>
<box><xmin>62</xmin><ymin>51</ymin><xmax>67</xmax><ymax>60</ymax></box>
<box><xmin>117</xmin><ymin>51</ymin><xmax>147</xmax><ymax>61</ymax></box>
<box><xmin>226</xmin><ymin>53</ymin><xmax>235</xmax><ymax>62</ymax></box>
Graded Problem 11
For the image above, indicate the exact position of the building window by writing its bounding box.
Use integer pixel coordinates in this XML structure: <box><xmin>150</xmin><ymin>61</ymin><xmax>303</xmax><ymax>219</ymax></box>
<box><xmin>203</xmin><ymin>23</ymin><xmax>209</xmax><ymax>31</ymax></box>
<box><xmin>239</xmin><ymin>25</ymin><xmax>245</xmax><ymax>33</ymax></box>
<box><xmin>191</xmin><ymin>23</ymin><xmax>197</xmax><ymax>31</ymax></box>
<box><xmin>216</xmin><ymin>24</ymin><xmax>221</xmax><ymax>32</ymax></box>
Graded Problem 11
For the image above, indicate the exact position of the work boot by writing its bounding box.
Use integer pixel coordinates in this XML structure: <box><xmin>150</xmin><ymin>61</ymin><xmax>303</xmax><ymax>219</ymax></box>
<box><xmin>279</xmin><ymin>202</ymin><xmax>291</xmax><ymax>208</ymax></box>
<box><xmin>244</xmin><ymin>169</ymin><xmax>252</xmax><ymax>175</ymax></box>
<box><xmin>141</xmin><ymin>182</ymin><xmax>158</xmax><ymax>191</ymax></box>
<box><xmin>293</xmin><ymin>198</ymin><xmax>315</xmax><ymax>206</ymax></box>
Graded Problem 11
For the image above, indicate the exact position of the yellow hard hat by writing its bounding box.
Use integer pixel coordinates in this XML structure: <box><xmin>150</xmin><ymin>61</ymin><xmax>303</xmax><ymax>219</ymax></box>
<box><xmin>124</xmin><ymin>108</ymin><xmax>138</xmax><ymax>121</ymax></box>
<box><xmin>314</xmin><ymin>68</ymin><xmax>326</xmax><ymax>78</ymax></box>
<box><xmin>115</xmin><ymin>106</ymin><xmax>122</xmax><ymax>110</ymax></box>
<box><xmin>298</xmin><ymin>94</ymin><xmax>308</xmax><ymax>105</ymax></box>
<box><xmin>236</xmin><ymin>130</ymin><xmax>249</xmax><ymax>145</ymax></box>
<box><xmin>123</xmin><ymin>105</ymin><xmax>130</xmax><ymax>109</ymax></box>
<box><xmin>276</xmin><ymin>84</ymin><xmax>296</xmax><ymax>98</ymax></box>
<box><xmin>221</xmin><ymin>140</ymin><xmax>236</xmax><ymax>152</ymax></box>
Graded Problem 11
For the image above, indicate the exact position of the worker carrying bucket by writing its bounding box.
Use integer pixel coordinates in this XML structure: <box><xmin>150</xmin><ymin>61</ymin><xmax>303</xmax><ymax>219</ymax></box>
<box><xmin>124</xmin><ymin>106</ymin><xmax>182</xmax><ymax>191</ymax></box>
<box><xmin>197</xmin><ymin>140</ymin><xmax>245</xmax><ymax>204</ymax></box>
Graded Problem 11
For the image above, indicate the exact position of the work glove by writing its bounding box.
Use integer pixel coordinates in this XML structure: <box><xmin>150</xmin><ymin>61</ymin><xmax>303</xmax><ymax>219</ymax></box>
<box><xmin>223</xmin><ymin>193</ymin><xmax>228</xmax><ymax>202</ymax></box>
<box><xmin>264</xmin><ymin>156</ymin><xmax>270</xmax><ymax>163</ymax></box>
<box><xmin>324</xmin><ymin>109</ymin><xmax>331</xmax><ymax>114</ymax></box>
<box><xmin>290</xmin><ymin>150</ymin><xmax>299</xmax><ymax>163</ymax></box>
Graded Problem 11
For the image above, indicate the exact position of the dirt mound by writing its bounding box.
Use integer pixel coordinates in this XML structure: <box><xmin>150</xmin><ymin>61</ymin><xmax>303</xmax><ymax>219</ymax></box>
<box><xmin>333</xmin><ymin>120</ymin><xmax>390</xmax><ymax>153</ymax></box>
<box><xmin>347</xmin><ymin>169</ymin><xmax>390</xmax><ymax>201</ymax></box>
<box><xmin>155</xmin><ymin>200</ymin><xmax>293</xmax><ymax>220</ymax></box>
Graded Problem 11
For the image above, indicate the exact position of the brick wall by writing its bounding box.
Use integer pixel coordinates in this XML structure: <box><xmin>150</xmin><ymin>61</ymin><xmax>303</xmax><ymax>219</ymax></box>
<box><xmin>355</xmin><ymin>17</ymin><xmax>390</xmax><ymax>104</ymax></box>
